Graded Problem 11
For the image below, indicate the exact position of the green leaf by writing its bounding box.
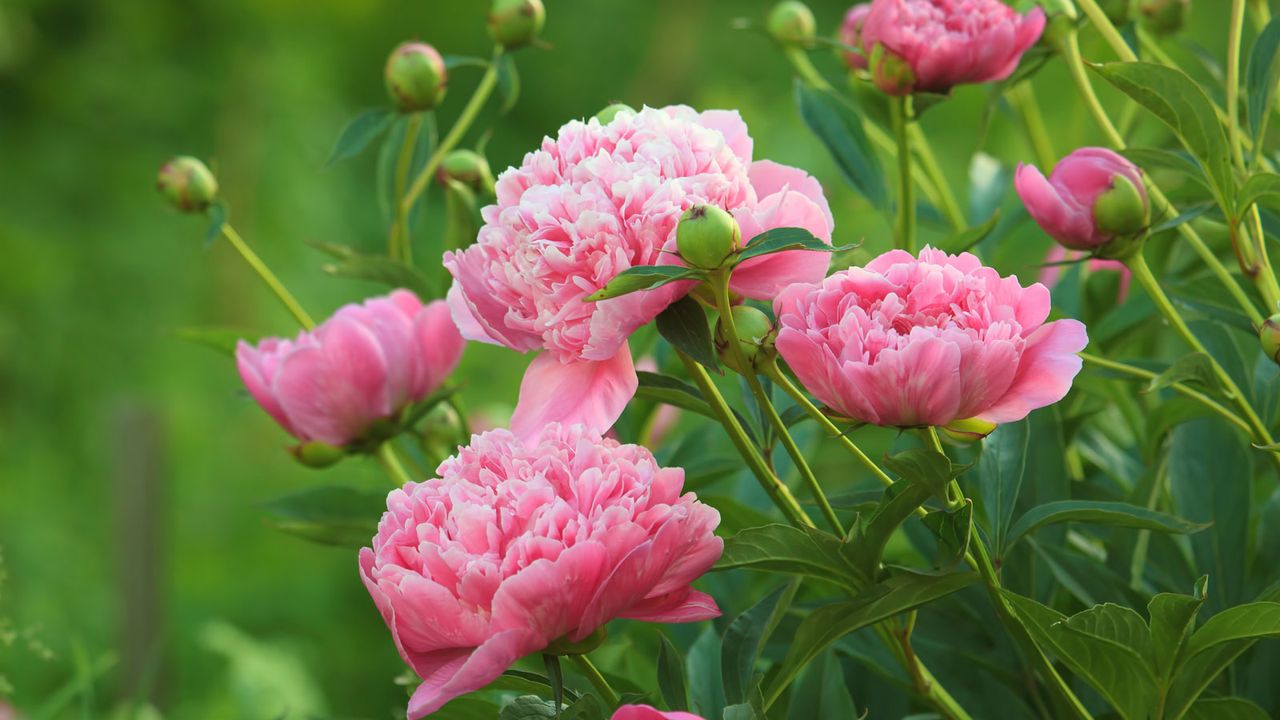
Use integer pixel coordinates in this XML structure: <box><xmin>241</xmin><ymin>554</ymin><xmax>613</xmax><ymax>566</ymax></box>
<box><xmin>1164</xmin><ymin>603</ymin><xmax>1280</xmax><ymax>717</ymax></box>
<box><xmin>1092</xmin><ymin>62</ymin><xmax>1234</xmax><ymax>212</ymax></box>
<box><xmin>322</xmin><ymin>252</ymin><xmax>436</xmax><ymax>299</ymax></box>
<box><xmin>499</xmin><ymin>695</ymin><xmax>558</xmax><ymax>720</ymax></box>
<box><xmin>172</xmin><ymin>326</ymin><xmax>254</xmax><ymax>358</ymax></box>
<box><xmin>326</xmin><ymin>108</ymin><xmax>395</xmax><ymax>167</ymax></box>
<box><xmin>786</xmin><ymin>649</ymin><xmax>858</xmax><ymax>720</ymax></box>
<box><xmin>734</xmin><ymin>227</ymin><xmax>852</xmax><ymax>264</ymax></box>
<box><xmin>443</xmin><ymin>178</ymin><xmax>480</xmax><ymax>253</ymax></box>
<box><xmin>1236</xmin><ymin>172</ymin><xmax>1280</xmax><ymax>217</ymax></box>
<box><xmin>1120</xmin><ymin>147</ymin><xmax>1210</xmax><ymax>188</ymax></box>
<box><xmin>1003</xmin><ymin>500</ymin><xmax>1208</xmax><ymax>551</ymax></box>
<box><xmin>304</xmin><ymin>237</ymin><xmax>356</xmax><ymax>259</ymax></box>
<box><xmin>1148</xmin><ymin>589</ymin><xmax>1205</xmax><ymax>680</ymax></box>
<box><xmin>881</xmin><ymin>447</ymin><xmax>957</xmax><ymax>491</ymax></box>
<box><xmin>657</xmin><ymin>296</ymin><xmax>720</xmax><ymax>371</ymax></box>
<box><xmin>765</xmin><ymin>571</ymin><xmax>979</xmax><ymax>705</ymax></box>
<box><xmin>794</xmin><ymin>79</ymin><xmax>887</xmax><ymax>208</ymax></box>
<box><xmin>1246</xmin><ymin>17</ymin><xmax>1280</xmax><ymax>147</ymax></box>
<box><xmin>921</xmin><ymin>501</ymin><xmax>972</xmax><ymax>570</ymax></box>
<box><xmin>656</xmin><ymin>633</ymin><xmax>689</xmax><ymax>712</ymax></box>
<box><xmin>977</xmin><ymin>420</ymin><xmax>1029</xmax><ymax>553</ymax></box>
<box><xmin>542</xmin><ymin>654</ymin><xmax>564</xmax><ymax>715</ymax></box>
<box><xmin>444</xmin><ymin>54</ymin><xmax>489</xmax><ymax>70</ymax></box>
<box><xmin>852</xmin><ymin>449</ymin><xmax>955</xmax><ymax>578</ymax></box>
<box><xmin>497</xmin><ymin>55</ymin><xmax>520</xmax><ymax>114</ymax></box>
<box><xmin>1183</xmin><ymin>697</ymin><xmax>1271</xmax><ymax>720</ymax></box>
<box><xmin>688</xmin><ymin>626</ymin><xmax>726</xmax><ymax>719</ymax></box>
<box><xmin>721</xmin><ymin>582</ymin><xmax>797</xmax><ymax>705</ymax></box>
<box><xmin>260</xmin><ymin>486</ymin><xmax>386</xmax><ymax>548</ymax></box>
<box><xmin>1001</xmin><ymin>591</ymin><xmax>1157</xmax><ymax>720</ymax></box>
<box><xmin>585</xmin><ymin>265</ymin><xmax>701</xmax><ymax>302</ymax></box>
<box><xmin>714</xmin><ymin>524</ymin><xmax>859</xmax><ymax>590</ymax></box>
<box><xmin>721</xmin><ymin>705</ymin><xmax>758</xmax><ymax>720</ymax></box>
<box><xmin>1150</xmin><ymin>202</ymin><xmax>1214</xmax><ymax>235</ymax></box>
<box><xmin>1061</xmin><ymin>603</ymin><xmax>1154</xmax><ymax>669</ymax></box>
<box><xmin>937</xmin><ymin>210</ymin><xmax>1000</xmax><ymax>254</ymax></box>
<box><xmin>635</xmin><ymin>371</ymin><xmax>715</xmax><ymax>418</ymax></box>
<box><xmin>204</xmin><ymin>200</ymin><xmax>228</xmax><ymax>247</ymax></box>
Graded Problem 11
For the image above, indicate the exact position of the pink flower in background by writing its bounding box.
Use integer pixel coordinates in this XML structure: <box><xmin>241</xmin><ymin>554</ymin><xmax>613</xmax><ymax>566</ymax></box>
<box><xmin>445</xmin><ymin>105</ymin><xmax>834</xmax><ymax>439</ymax></box>
<box><xmin>840</xmin><ymin>4</ymin><xmax>871</xmax><ymax>70</ymax></box>
<box><xmin>774</xmin><ymin>247</ymin><xmax>1087</xmax><ymax>428</ymax></box>
<box><xmin>359</xmin><ymin>423</ymin><xmax>722</xmax><ymax>718</ymax></box>
<box><xmin>1016</xmin><ymin>147</ymin><xmax>1148</xmax><ymax>251</ymax></box>
<box><xmin>860</xmin><ymin>0</ymin><xmax>1045</xmax><ymax>95</ymax></box>
<box><xmin>236</xmin><ymin>290</ymin><xmax>463</xmax><ymax>446</ymax></box>
<box><xmin>1039</xmin><ymin>245</ymin><xmax>1131</xmax><ymax>302</ymax></box>
<box><xmin>612</xmin><ymin>706</ymin><xmax>706</xmax><ymax>720</ymax></box>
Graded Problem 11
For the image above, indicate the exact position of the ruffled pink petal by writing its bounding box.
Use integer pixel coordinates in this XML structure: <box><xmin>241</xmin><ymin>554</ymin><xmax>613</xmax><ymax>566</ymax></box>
<box><xmin>490</xmin><ymin>543</ymin><xmax>611</xmax><ymax>638</ymax></box>
<box><xmin>446</xmin><ymin>282</ymin><xmax>503</xmax><ymax>346</ymax></box>
<box><xmin>978</xmin><ymin>319</ymin><xmax>1088</xmax><ymax>424</ymax></box>
<box><xmin>619</xmin><ymin>588</ymin><xmax>720</xmax><ymax>623</ymax></box>
<box><xmin>510</xmin><ymin>345</ymin><xmax>638</xmax><ymax>440</ymax></box>
<box><xmin>748</xmin><ymin>160</ymin><xmax>834</xmax><ymax>229</ymax></box>
<box><xmin>846</xmin><ymin>334</ymin><xmax>964</xmax><ymax>426</ymax></box>
<box><xmin>697</xmin><ymin>109</ymin><xmax>754</xmax><ymax>166</ymax></box>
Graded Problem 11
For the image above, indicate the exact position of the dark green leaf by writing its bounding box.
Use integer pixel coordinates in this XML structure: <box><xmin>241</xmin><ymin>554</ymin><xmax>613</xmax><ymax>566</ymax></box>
<box><xmin>260</xmin><ymin>485</ymin><xmax>386</xmax><ymax>548</ymax></box>
<box><xmin>326</xmin><ymin>108</ymin><xmax>395</xmax><ymax>167</ymax></box>
<box><xmin>585</xmin><ymin>266</ymin><xmax>700</xmax><ymax>302</ymax></box>
<box><xmin>721</xmin><ymin>705</ymin><xmax>757</xmax><ymax>720</ymax></box>
<box><xmin>1061</xmin><ymin>603</ymin><xmax>1154</xmax><ymax>669</ymax></box>
<box><xmin>172</xmin><ymin>326</ymin><xmax>254</xmax><ymax>358</ymax></box>
<box><xmin>1120</xmin><ymin>147</ymin><xmax>1209</xmax><ymax>187</ymax></box>
<box><xmin>204</xmin><ymin>201</ymin><xmax>228</xmax><ymax>247</ymax></box>
<box><xmin>734</xmin><ymin>227</ymin><xmax>851</xmax><ymax>264</ymax></box>
<box><xmin>497</xmin><ymin>55</ymin><xmax>520</xmax><ymax>114</ymax></box>
<box><xmin>786</xmin><ymin>649</ymin><xmax>858</xmax><ymax>720</ymax></box>
<box><xmin>852</xmin><ymin>451</ymin><xmax>955</xmax><ymax>578</ymax></box>
<box><xmin>881</xmin><ymin>448</ymin><xmax>956</xmax><ymax>491</ymax></box>
<box><xmin>499</xmin><ymin>695</ymin><xmax>558</xmax><ymax>720</ymax></box>
<box><xmin>542</xmin><ymin>654</ymin><xmax>563</xmax><ymax>715</ymax></box>
<box><xmin>1148</xmin><ymin>589</ymin><xmax>1205</xmax><ymax>680</ymax></box>
<box><xmin>977</xmin><ymin>420</ymin><xmax>1029</xmax><ymax>553</ymax></box>
<box><xmin>922</xmin><ymin>501</ymin><xmax>972</xmax><ymax>569</ymax></box>
<box><xmin>304</xmin><ymin>238</ymin><xmax>356</xmax><ymax>259</ymax></box>
<box><xmin>688</xmin><ymin>626</ymin><xmax>726</xmax><ymax>720</ymax></box>
<box><xmin>721</xmin><ymin>583</ymin><xmax>797</xmax><ymax>705</ymax></box>
<box><xmin>714</xmin><ymin>524</ymin><xmax>859</xmax><ymax>590</ymax></box>
<box><xmin>657</xmin><ymin>296</ymin><xmax>720</xmax><ymax>371</ymax></box>
<box><xmin>1236</xmin><ymin>172</ymin><xmax>1280</xmax><ymax>217</ymax></box>
<box><xmin>322</xmin><ymin>252</ymin><xmax>436</xmax><ymax>299</ymax></box>
<box><xmin>1183</xmin><ymin>697</ymin><xmax>1271</xmax><ymax>720</ymax></box>
<box><xmin>1150</xmin><ymin>202</ymin><xmax>1214</xmax><ymax>235</ymax></box>
<box><xmin>1246</xmin><ymin>17</ymin><xmax>1280</xmax><ymax>147</ymax></box>
<box><xmin>1003</xmin><ymin>500</ymin><xmax>1208</xmax><ymax>551</ymax></box>
<box><xmin>656</xmin><ymin>633</ymin><xmax>688</xmax><ymax>712</ymax></box>
<box><xmin>794</xmin><ymin>79</ymin><xmax>887</xmax><ymax>208</ymax></box>
<box><xmin>444</xmin><ymin>54</ymin><xmax>489</xmax><ymax>70</ymax></box>
<box><xmin>1183</xmin><ymin>602</ymin><xmax>1280</xmax><ymax>656</ymax></box>
<box><xmin>635</xmin><ymin>371</ymin><xmax>715</xmax><ymax>418</ymax></box>
<box><xmin>937</xmin><ymin>210</ymin><xmax>1000</xmax><ymax>254</ymax></box>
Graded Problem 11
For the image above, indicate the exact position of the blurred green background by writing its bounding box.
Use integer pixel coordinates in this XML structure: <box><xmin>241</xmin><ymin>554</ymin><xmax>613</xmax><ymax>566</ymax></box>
<box><xmin>0</xmin><ymin>0</ymin><xmax>1246</xmax><ymax>717</ymax></box>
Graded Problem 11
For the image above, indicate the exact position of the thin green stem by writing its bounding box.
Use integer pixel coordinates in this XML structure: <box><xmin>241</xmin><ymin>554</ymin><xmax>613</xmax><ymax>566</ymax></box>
<box><xmin>1009</xmin><ymin>81</ymin><xmax>1056</xmax><ymax>169</ymax></box>
<box><xmin>1249</xmin><ymin>206</ymin><xmax>1280</xmax><ymax>311</ymax></box>
<box><xmin>676</xmin><ymin>351</ymin><xmax>814</xmax><ymax>528</ymax></box>
<box><xmin>567</xmin><ymin>655</ymin><xmax>619</xmax><ymax>708</ymax></box>
<box><xmin>907</xmin><ymin>124</ymin><xmax>966</xmax><ymax>231</ymax></box>
<box><xmin>445</xmin><ymin>394</ymin><xmax>472</xmax><ymax>446</ymax></box>
<box><xmin>1228</xmin><ymin>0</ymin><xmax>1249</xmax><ymax>171</ymax></box>
<box><xmin>1077</xmin><ymin>0</ymin><xmax>1139</xmax><ymax>62</ymax></box>
<box><xmin>1080</xmin><ymin>352</ymin><xmax>1251</xmax><ymax>434</ymax></box>
<box><xmin>390</xmin><ymin>111</ymin><xmax>424</xmax><ymax>263</ymax></box>
<box><xmin>377</xmin><ymin>442</ymin><xmax>413</xmax><ymax>487</ymax></box>
<box><xmin>221</xmin><ymin>224</ymin><xmax>315</xmax><ymax>329</ymax></box>
<box><xmin>892</xmin><ymin>95</ymin><xmax>917</xmax><ymax>253</ymax></box>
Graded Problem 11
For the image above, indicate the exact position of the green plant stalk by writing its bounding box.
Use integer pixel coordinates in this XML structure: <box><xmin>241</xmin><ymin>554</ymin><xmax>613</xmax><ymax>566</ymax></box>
<box><xmin>1252</xmin><ymin>0</ymin><xmax>1273</xmax><ymax>30</ymax></box>
<box><xmin>892</xmin><ymin>95</ymin><xmax>917</xmax><ymax>253</ymax></box>
<box><xmin>906</xmin><ymin>125</ymin><xmax>967</xmax><ymax>231</ymax></box>
<box><xmin>1249</xmin><ymin>206</ymin><xmax>1280</xmax><ymax>310</ymax></box>
<box><xmin>675</xmin><ymin>350</ymin><xmax>814</xmax><ymax>528</ymax></box>
<box><xmin>1228</xmin><ymin>0</ymin><xmax>1248</xmax><ymax>171</ymax></box>
<box><xmin>1009</xmin><ymin>81</ymin><xmax>1057</xmax><ymax>169</ymax></box>
<box><xmin>377</xmin><ymin>442</ymin><xmax>413</xmax><ymax>487</ymax></box>
<box><xmin>1080</xmin><ymin>352</ymin><xmax>1251</xmax><ymax>433</ymax></box>
<box><xmin>1057</xmin><ymin>30</ymin><xmax>1266</xmax><ymax>327</ymax></box>
<box><xmin>710</xmin><ymin>275</ymin><xmax>844</xmax><ymax>535</ymax></box>
<box><xmin>567</xmin><ymin>654</ymin><xmax>619</xmax><ymax>708</ymax></box>
<box><xmin>395</xmin><ymin>48</ymin><xmax>503</xmax><ymax>246</ymax></box>
<box><xmin>1077</xmin><ymin>0</ymin><xmax>1139</xmax><ymax>63</ymax></box>
<box><xmin>389</xmin><ymin>111</ymin><xmax>424</xmax><ymax>263</ymax></box>
<box><xmin>1126</xmin><ymin>252</ymin><xmax>1276</xmax><ymax>449</ymax></box>
<box><xmin>221</xmin><ymin>224</ymin><xmax>316</xmax><ymax>329</ymax></box>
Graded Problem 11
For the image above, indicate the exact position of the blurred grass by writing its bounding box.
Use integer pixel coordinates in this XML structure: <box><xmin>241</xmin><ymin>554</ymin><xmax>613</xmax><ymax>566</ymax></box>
<box><xmin>0</xmin><ymin>0</ymin><xmax>1238</xmax><ymax>716</ymax></box>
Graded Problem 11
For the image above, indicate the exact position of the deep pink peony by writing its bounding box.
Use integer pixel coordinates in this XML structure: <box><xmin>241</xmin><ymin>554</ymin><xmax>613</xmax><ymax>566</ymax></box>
<box><xmin>359</xmin><ymin>423</ymin><xmax>723</xmax><ymax>719</ymax></box>
<box><xmin>774</xmin><ymin>247</ymin><xmax>1087</xmax><ymax>427</ymax></box>
<box><xmin>840</xmin><ymin>4</ymin><xmax>871</xmax><ymax>70</ymax></box>
<box><xmin>860</xmin><ymin>0</ymin><xmax>1045</xmax><ymax>95</ymax></box>
<box><xmin>612</xmin><ymin>706</ymin><xmax>706</xmax><ymax>720</ymax></box>
<box><xmin>1015</xmin><ymin>147</ymin><xmax>1148</xmax><ymax>251</ymax></box>
<box><xmin>445</xmin><ymin>105</ymin><xmax>834</xmax><ymax>439</ymax></box>
<box><xmin>236</xmin><ymin>290</ymin><xmax>463</xmax><ymax>446</ymax></box>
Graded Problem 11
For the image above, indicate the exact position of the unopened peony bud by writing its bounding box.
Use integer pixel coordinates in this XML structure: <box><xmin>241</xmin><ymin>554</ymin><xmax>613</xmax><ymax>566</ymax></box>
<box><xmin>593</xmin><ymin>102</ymin><xmax>636</xmax><ymax>124</ymax></box>
<box><xmin>941</xmin><ymin>417</ymin><xmax>998</xmax><ymax>444</ymax></box>
<box><xmin>716</xmin><ymin>305</ymin><xmax>776</xmax><ymax>374</ymax></box>
<box><xmin>1015</xmin><ymin>147</ymin><xmax>1149</xmax><ymax>256</ymax></box>
<box><xmin>437</xmin><ymin>149</ymin><xmax>494</xmax><ymax>194</ymax></box>
<box><xmin>291</xmin><ymin>441</ymin><xmax>346</xmax><ymax>468</ymax></box>
<box><xmin>384</xmin><ymin>42</ymin><xmax>446</xmax><ymax>113</ymax></box>
<box><xmin>869</xmin><ymin>43</ymin><xmax>916</xmax><ymax>96</ymax></box>
<box><xmin>157</xmin><ymin>156</ymin><xmax>218</xmax><ymax>213</ymax></box>
<box><xmin>766</xmin><ymin>1</ymin><xmax>816</xmax><ymax>48</ymax></box>
<box><xmin>677</xmin><ymin>204</ymin><xmax>741</xmax><ymax>269</ymax></box>
<box><xmin>1140</xmin><ymin>0</ymin><xmax>1188</xmax><ymax>36</ymax></box>
<box><xmin>488</xmin><ymin>0</ymin><xmax>546</xmax><ymax>49</ymax></box>
<box><xmin>1261</xmin><ymin>315</ymin><xmax>1280</xmax><ymax>365</ymax></box>
<box><xmin>839</xmin><ymin>5</ymin><xmax>871</xmax><ymax>71</ymax></box>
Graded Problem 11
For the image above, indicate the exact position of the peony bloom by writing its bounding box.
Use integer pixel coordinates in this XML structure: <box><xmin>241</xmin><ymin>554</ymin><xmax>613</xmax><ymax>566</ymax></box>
<box><xmin>359</xmin><ymin>423</ymin><xmax>723</xmax><ymax>718</ymax></box>
<box><xmin>445</xmin><ymin>105</ymin><xmax>834</xmax><ymax>439</ymax></box>
<box><xmin>236</xmin><ymin>290</ymin><xmax>463</xmax><ymax>446</ymax></box>
<box><xmin>1038</xmin><ymin>245</ymin><xmax>1131</xmax><ymax>303</ymax></box>
<box><xmin>860</xmin><ymin>0</ymin><xmax>1045</xmax><ymax>95</ymax></box>
<box><xmin>612</xmin><ymin>706</ymin><xmax>706</xmax><ymax>720</ymax></box>
<box><xmin>774</xmin><ymin>247</ymin><xmax>1087</xmax><ymax>428</ymax></box>
<box><xmin>840</xmin><ymin>4</ymin><xmax>871</xmax><ymax>71</ymax></box>
<box><xmin>1016</xmin><ymin>147</ymin><xmax>1149</xmax><ymax>252</ymax></box>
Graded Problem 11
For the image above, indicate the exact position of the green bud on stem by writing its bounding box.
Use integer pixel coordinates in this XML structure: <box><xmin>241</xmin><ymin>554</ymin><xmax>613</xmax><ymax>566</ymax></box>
<box><xmin>290</xmin><ymin>441</ymin><xmax>346</xmax><ymax>469</ymax></box>
<box><xmin>157</xmin><ymin>156</ymin><xmax>218</xmax><ymax>213</ymax></box>
<box><xmin>385</xmin><ymin>42</ymin><xmax>447</xmax><ymax>113</ymax></box>
<box><xmin>677</xmin><ymin>204</ymin><xmax>741</xmax><ymax>269</ymax></box>
<box><xmin>593</xmin><ymin>103</ymin><xmax>635</xmax><ymax>124</ymax></box>
<box><xmin>715</xmin><ymin>305</ymin><xmax>776</xmax><ymax>375</ymax></box>
<box><xmin>437</xmin><ymin>150</ymin><xmax>494</xmax><ymax>194</ymax></box>
<box><xmin>765</xmin><ymin>1</ymin><xmax>816</xmax><ymax>48</ymax></box>
<box><xmin>1261</xmin><ymin>314</ymin><xmax>1280</xmax><ymax>365</ymax></box>
<box><xmin>488</xmin><ymin>0</ymin><xmax>546</xmax><ymax>49</ymax></box>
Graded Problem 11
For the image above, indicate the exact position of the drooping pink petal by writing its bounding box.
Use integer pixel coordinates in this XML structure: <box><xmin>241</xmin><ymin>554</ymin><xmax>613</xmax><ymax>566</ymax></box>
<box><xmin>978</xmin><ymin>319</ymin><xmax>1088</xmax><ymax>423</ymax></box>
<box><xmin>510</xmin><ymin>345</ymin><xmax>638</xmax><ymax>440</ymax></box>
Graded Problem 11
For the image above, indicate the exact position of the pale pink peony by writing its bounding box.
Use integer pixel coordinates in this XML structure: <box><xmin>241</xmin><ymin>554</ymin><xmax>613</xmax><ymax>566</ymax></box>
<box><xmin>445</xmin><ymin>105</ymin><xmax>834</xmax><ymax>439</ymax></box>
<box><xmin>840</xmin><ymin>4</ymin><xmax>872</xmax><ymax>70</ymax></box>
<box><xmin>612</xmin><ymin>706</ymin><xmax>706</xmax><ymax>720</ymax></box>
<box><xmin>774</xmin><ymin>247</ymin><xmax>1087</xmax><ymax>427</ymax></box>
<box><xmin>1039</xmin><ymin>245</ymin><xmax>1131</xmax><ymax>303</ymax></box>
<box><xmin>359</xmin><ymin>423</ymin><xmax>723</xmax><ymax>719</ymax></box>
<box><xmin>860</xmin><ymin>0</ymin><xmax>1045</xmax><ymax>95</ymax></box>
<box><xmin>1016</xmin><ymin>147</ymin><xmax>1148</xmax><ymax>251</ymax></box>
<box><xmin>236</xmin><ymin>290</ymin><xmax>463</xmax><ymax>446</ymax></box>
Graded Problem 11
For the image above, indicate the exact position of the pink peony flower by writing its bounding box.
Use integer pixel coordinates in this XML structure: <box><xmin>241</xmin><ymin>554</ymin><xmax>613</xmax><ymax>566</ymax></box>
<box><xmin>1039</xmin><ymin>245</ymin><xmax>1131</xmax><ymax>303</ymax></box>
<box><xmin>860</xmin><ymin>0</ymin><xmax>1045</xmax><ymax>95</ymax></box>
<box><xmin>359</xmin><ymin>423</ymin><xmax>723</xmax><ymax>719</ymax></box>
<box><xmin>774</xmin><ymin>247</ymin><xmax>1087</xmax><ymax>427</ymax></box>
<box><xmin>1016</xmin><ymin>147</ymin><xmax>1148</xmax><ymax>251</ymax></box>
<box><xmin>612</xmin><ymin>706</ymin><xmax>706</xmax><ymax>720</ymax></box>
<box><xmin>236</xmin><ymin>290</ymin><xmax>463</xmax><ymax>446</ymax></box>
<box><xmin>840</xmin><ymin>4</ymin><xmax>872</xmax><ymax>70</ymax></box>
<box><xmin>445</xmin><ymin>105</ymin><xmax>834</xmax><ymax>439</ymax></box>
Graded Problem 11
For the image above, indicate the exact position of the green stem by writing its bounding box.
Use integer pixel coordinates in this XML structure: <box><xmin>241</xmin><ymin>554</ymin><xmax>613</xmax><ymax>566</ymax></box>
<box><xmin>1251</xmin><ymin>0</ymin><xmax>1273</xmax><ymax>30</ymax></box>
<box><xmin>1080</xmin><ymin>353</ymin><xmax>1251</xmax><ymax>434</ymax></box>
<box><xmin>907</xmin><ymin>125</ymin><xmax>966</xmax><ymax>231</ymax></box>
<box><xmin>567</xmin><ymin>655</ymin><xmax>619</xmax><ymax>708</ymax></box>
<box><xmin>221</xmin><ymin>224</ymin><xmax>315</xmax><ymax>329</ymax></box>
<box><xmin>892</xmin><ymin>95</ymin><xmax>917</xmax><ymax>253</ymax></box>
<box><xmin>445</xmin><ymin>394</ymin><xmax>472</xmax><ymax>446</ymax></box>
<box><xmin>390</xmin><ymin>111</ymin><xmax>424</xmax><ymax>263</ymax></box>
<box><xmin>1249</xmin><ymin>206</ymin><xmax>1280</xmax><ymax>311</ymax></box>
<box><xmin>1076</xmin><ymin>0</ymin><xmax>1139</xmax><ymax>62</ymax></box>
<box><xmin>676</xmin><ymin>351</ymin><xmax>814</xmax><ymax>528</ymax></box>
<box><xmin>1008</xmin><ymin>82</ymin><xmax>1057</xmax><ymax>169</ymax></box>
<box><xmin>1228</xmin><ymin>0</ymin><xmax>1248</xmax><ymax>171</ymax></box>
<box><xmin>377</xmin><ymin>442</ymin><xmax>413</xmax><ymax>487</ymax></box>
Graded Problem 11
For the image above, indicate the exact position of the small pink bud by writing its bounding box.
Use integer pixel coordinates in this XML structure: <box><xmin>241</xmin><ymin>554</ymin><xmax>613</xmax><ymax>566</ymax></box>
<box><xmin>839</xmin><ymin>4</ymin><xmax>871</xmax><ymax>71</ymax></box>
<box><xmin>1015</xmin><ymin>147</ymin><xmax>1149</xmax><ymax>254</ymax></box>
<box><xmin>384</xmin><ymin>42</ymin><xmax>446</xmax><ymax>113</ymax></box>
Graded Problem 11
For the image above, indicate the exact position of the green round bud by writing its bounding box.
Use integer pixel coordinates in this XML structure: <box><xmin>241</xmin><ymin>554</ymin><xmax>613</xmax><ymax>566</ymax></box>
<box><xmin>157</xmin><ymin>156</ymin><xmax>218</xmax><ymax>213</ymax></box>
<box><xmin>677</xmin><ymin>204</ymin><xmax>741</xmax><ymax>269</ymax></box>
<box><xmin>488</xmin><ymin>0</ymin><xmax>546</xmax><ymax>49</ymax></box>
<box><xmin>869</xmin><ymin>43</ymin><xmax>917</xmax><ymax>97</ymax></box>
<box><xmin>290</xmin><ymin>441</ymin><xmax>346</xmax><ymax>469</ymax></box>
<box><xmin>715</xmin><ymin>306</ymin><xmax>776</xmax><ymax>374</ymax></box>
<box><xmin>1093</xmin><ymin>174</ymin><xmax>1149</xmax><ymax>256</ymax></box>
<box><xmin>593</xmin><ymin>103</ymin><xmax>636</xmax><ymax>125</ymax></box>
<box><xmin>766</xmin><ymin>1</ymin><xmax>816</xmax><ymax>48</ymax></box>
<box><xmin>940</xmin><ymin>417</ymin><xmax>998</xmax><ymax>444</ymax></box>
<box><xmin>385</xmin><ymin>42</ymin><xmax>447</xmax><ymax>113</ymax></box>
<box><xmin>1097</xmin><ymin>0</ymin><xmax>1133</xmax><ymax>24</ymax></box>
<box><xmin>1261</xmin><ymin>314</ymin><xmax>1280</xmax><ymax>365</ymax></box>
<box><xmin>437</xmin><ymin>150</ymin><xmax>494</xmax><ymax>194</ymax></box>
<box><xmin>1139</xmin><ymin>0</ymin><xmax>1188</xmax><ymax>36</ymax></box>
